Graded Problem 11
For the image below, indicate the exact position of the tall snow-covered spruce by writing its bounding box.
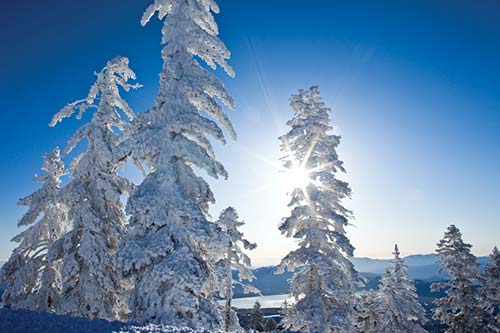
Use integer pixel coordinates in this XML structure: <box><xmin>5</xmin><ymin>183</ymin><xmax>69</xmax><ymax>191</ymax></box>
<box><xmin>432</xmin><ymin>225</ymin><xmax>490</xmax><ymax>332</ymax></box>
<box><xmin>378</xmin><ymin>245</ymin><xmax>428</xmax><ymax>333</ymax></box>
<box><xmin>216</xmin><ymin>207</ymin><xmax>258</xmax><ymax>332</ymax></box>
<box><xmin>115</xmin><ymin>0</ymin><xmax>236</xmax><ymax>328</ymax></box>
<box><xmin>49</xmin><ymin>56</ymin><xmax>140</xmax><ymax>320</ymax></box>
<box><xmin>276</xmin><ymin>86</ymin><xmax>359</xmax><ymax>332</ymax></box>
<box><xmin>0</xmin><ymin>148</ymin><xmax>68</xmax><ymax>312</ymax></box>
<box><xmin>479</xmin><ymin>247</ymin><xmax>500</xmax><ymax>331</ymax></box>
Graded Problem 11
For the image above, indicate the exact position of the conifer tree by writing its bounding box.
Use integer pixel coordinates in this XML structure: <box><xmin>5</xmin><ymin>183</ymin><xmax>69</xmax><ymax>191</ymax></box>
<box><xmin>1</xmin><ymin>148</ymin><xmax>68</xmax><ymax>312</ymax></box>
<box><xmin>49</xmin><ymin>56</ymin><xmax>140</xmax><ymax>320</ymax></box>
<box><xmin>276</xmin><ymin>86</ymin><xmax>359</xmax><ymax>332</ymax></box>
<box><xmin>249</xmin><ymin>300</ymin><xmax>264</xmax><ymax>332</ymax></box>
<box><xmin>216</xmin><ymin>207</ymin><xmax>258</xmax><ymax>332</ymax></box>
<box><xmin>115</xmin><ymin>0</ymin><xmax>236</xmax><ymax>328</ymax></box>
<box><xmin>354</xmin><ymin>290</ymin><xmax>383</xmax><ymax>333</ymax></box>
<box><xmin>378</xmin><ymin>245</ymin><xmax>428</xmax><ymax>333</ymax></box>
<box><xmin>479</xmin><ymin>246</ymin><xmax>500</xmax><ymax>332</ymax></box>
<box><xmin>432</xmin><ymin>225</ymin><xmax>489</xmax><ymax>332</ymax></box>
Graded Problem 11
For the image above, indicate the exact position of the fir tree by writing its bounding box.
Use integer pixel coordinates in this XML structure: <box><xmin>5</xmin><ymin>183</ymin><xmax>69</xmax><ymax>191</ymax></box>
<box><xmin>263</xmin><ymin>318</ymin><xmax>277</xmax><ymax>332</ymax></box>
<box><xmin>216</xmin><ymin>207</ymin><xmax>258</xmax><ymax>332</ymax></box>
<box><xmin>432</xmin><ymin>225</ymin><xmax>489</xmax><ymax>332</ymax></box>
<box><xmin>354</xmin><ymin>290</ymin><xmax>383</xmax><ymax>333</ymax></box>
<box><xmin>115</xmin><ymin>0</ymin><xmax>236</xmax><ymax>328</ymax></box>
<box><xmin>276</xmin><ymin>86</ymin><xmax>359</xmax><ymax>332</ymax></box>
<box><xmin>479</xmin><ymin>246</ymin><xmax>500</xmax><ymax>332</ymax></box>
<box><xmin>249</xmin><ymin>300</ymin><xmax>264</xmax><ymax>332</ymax></box>
<box><xmin>378</xmin><ymin>245</ymin><xmax>428</xmax><ymax>333</ymax></box>
<box><xmin>49</xmin><ymin>56</ymin><xmax>140</xmax><ymax>320</ymax></box>
<box><xmin>1</xmin><ymin>148</ymin><xmax>68</xmax><ymax>312</ymax></box>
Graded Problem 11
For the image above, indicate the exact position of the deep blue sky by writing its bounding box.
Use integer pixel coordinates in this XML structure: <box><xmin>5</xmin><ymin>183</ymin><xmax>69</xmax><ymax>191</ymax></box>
<box><xmin>1</xmin><ymin>0</ymin><xmax>499</xmax><ymax>266</ymax></box>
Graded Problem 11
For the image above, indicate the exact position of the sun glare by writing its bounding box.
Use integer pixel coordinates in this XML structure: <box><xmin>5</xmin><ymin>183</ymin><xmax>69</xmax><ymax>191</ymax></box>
<box><xmin>287</xmin><ymin>165</ymin><xmax>312</xmax><ymax>189</ymax></box>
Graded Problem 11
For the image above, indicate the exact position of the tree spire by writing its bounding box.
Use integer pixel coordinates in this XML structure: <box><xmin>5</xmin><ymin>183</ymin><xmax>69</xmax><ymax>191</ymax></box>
<box><xmin>276</xmin><ymin>86</ymin><xmax>359</xmax><ymax>332</ymax></box>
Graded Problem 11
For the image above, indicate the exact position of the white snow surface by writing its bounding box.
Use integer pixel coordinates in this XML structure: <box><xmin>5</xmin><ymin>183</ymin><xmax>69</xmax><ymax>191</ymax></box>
<box><xmin>0</xmin><ymin>308</ymin><xmax>219</xmax><ymax>333</ymax></box>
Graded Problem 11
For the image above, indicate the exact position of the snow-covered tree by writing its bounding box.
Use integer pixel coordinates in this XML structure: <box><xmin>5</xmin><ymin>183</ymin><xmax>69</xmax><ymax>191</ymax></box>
<box><xmin>0</xmin><ymin>148</ymin><xmax>68</xmax><ymax>312</ymax></box>
<box><xmin>216</xmin><ymin>207</ymin><xmax>258</xmax><ymax>332</ymax></box>
<box><xmin>48</xmin><ymin>56</ymin><xmax>140</xmax><ymax>320</ymax></box>
<box><xmin>432</xmin><ymin>225</ymin><xmax>489</xmax><ymax>332</ymax></box>
<box><xmin>479</xmin><ymin>246</ymin><xmax>500</xmax><ymax>332</ymax></box>
<box><xmin>378</xmin><ymin>245</ymin><xmax>428</xmax><ymax>333</ymax></box>
<box><xmin>276</xmin><ymin>86</ymin><xmax>359</xmax><ymax>332</ymax></box>
<box><xmin>249</xmin><ymin>300</ymin><xmax>264</xmax><ymax>332</ymax></box>
<box><xmin>263</xmin><ymin>318</ymin><xmax>277</xmax><ymax>332</ymax></box>
<box><xmin>115</xmin><ymin>0</ymin><xmax>236</xmax><ymax>328</ymax></box>
<box><xmin>354</xmin><ymin>290</ymin><xmax>383</xmax><ymax>333</ymax></box>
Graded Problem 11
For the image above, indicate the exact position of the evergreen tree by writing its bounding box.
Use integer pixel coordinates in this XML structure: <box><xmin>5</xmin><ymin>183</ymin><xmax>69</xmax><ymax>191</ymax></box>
<box><xmin>1</xmin><ymin>148</ymin><xmax>68</xmax><ymax>312</ymax></box>
<box><xmin>479</xmin><ymin>246</ymin><xmax>500</xmax><ymax>332</ymax></box>
<box><xmin>378</xmin><ymin>245</ymin><xmax>428</xmax><ymax>333</ymax></box>
<box><xmin>263</xmin><ymin>318</ymin><xmax>277</xmax><ymax>332</ymax></box>
<box><xmin>216</xmin><ymin>207</ymin><xmax>258</xmax><ymax>332</ymax></box>
<box><xmin>249</xmin><ymin>300</ymin><xmax>264</xmax><ymax>332</ymax></box>
<box><xmin>276</xmin><ymin>86</ymin><xmax>359</xmax><ymax>332</ymax></box>
<box><xmin>115</xmin><ymin>0</ymin><xmax>236</xmax><ymax>328</ymax></box>
<box><xmin>49</xmin><ymin>56</ymin><xmax>140</xmax><ymax>320</ymax></box>
<box><xmin>354</xmin><ymin>290</ymin><xmax>383</xmax><ymax>333</ymax></box>
<box><xmin>432</xmin><ymin>225</ymin><xmax>489</xmax><ymax>332</ymax></box>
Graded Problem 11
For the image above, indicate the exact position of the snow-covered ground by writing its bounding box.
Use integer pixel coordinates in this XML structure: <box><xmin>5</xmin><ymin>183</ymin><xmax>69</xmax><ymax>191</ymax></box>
<box><xmin>0</xmin><ymin>309</ymin><xmax>215</xmax><ymax>333</ymax></box>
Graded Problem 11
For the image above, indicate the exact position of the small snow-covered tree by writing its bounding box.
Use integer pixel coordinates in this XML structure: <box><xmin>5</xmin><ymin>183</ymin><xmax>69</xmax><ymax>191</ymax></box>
<box><xmin>432</xmin><ymin>225</ymin><xmax>489</xmax><ymax>332</ymax></box>
<box><xmin>216</xmin><ymin>207</ymin><xmax>258</xmax><ymax>332</ymax></box>
<box><xmin>49</xmin><ymin>56</ymin><xmax>140</xmax><ymax>320</ymax></box>
<box><xmin>354</xmin><ymin>290</ymin><xmax>383</xmax><ymax>333</ymax></box>
<box><xmin>276</xmin><ymin>86</ymin><xmax>359</xmax><ymax>332</ymax></box>
<box><xmin>479</xmin><ymin>247</ymin><xmax>500</xmax><ymax>331</ymax></box>
<box><xmin>263</xmin><ymin>318</ymin><xmax>277</xmax><ymax>332</ymax></box>
<box><xmin>378</xmin><ymin>245</ymin><xmax>428</xmax><ymax>333</ymax></box>
<box><xmin>0</xmin><ymin>148</ymin><xmax>68</xmax><ymax>312</ymax></box>
<box><xmin>249</xmin><ymin>300</ymin><xmax>264</xmax><ymax>332</ymax></box>
<box><xmin>115</xmin><ymin>0</ymin><xmax>236</xmax><ymax>329</ymax></box>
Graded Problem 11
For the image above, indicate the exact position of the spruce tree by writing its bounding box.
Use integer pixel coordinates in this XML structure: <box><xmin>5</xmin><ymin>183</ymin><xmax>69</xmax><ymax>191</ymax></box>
<box><xmin>115</xmin><ymin>0</ymin><xmax>236</xmax><ymax>328</ymax></box>
<box><xmin>378</xmin><ymin>245</ymin><xmax>428</xmax><ymax>333</ymax></box>
<box><xmin>49</xmin><ymin>56</ymin><xmax>140</xmax><ymax>320</ymax></box>
<box><xmin>479</xmin><ymin>246</ymin><xmax>500</xmax><ymax>332</ymax></box>
<box><xmin>432</xmin><ymin>225</ymin><xmax>488</xmax><ymax>332</ymax></box>
<box><xmin>354</xmin><ymin>290</ymin><xmax>383</xmax><ymax>333</ymax></box>
<box><xmin>249</xmin><ymin>300</ymin><xmax>264</xmax><ymax>332</ymax></box>
<box><xmin>276</xmin><ymin>86</ymin><xmax>359</xmax><ymax>332</ymax></box>
<box><xmin>216</xmin><ymin>207</ymin><xmax>258</xmax><ymax>332</ymax></box>
<box><xmin>1</xmin><ymin>148</ymin><xmax>68</xmax><ymax>312</ymax></box>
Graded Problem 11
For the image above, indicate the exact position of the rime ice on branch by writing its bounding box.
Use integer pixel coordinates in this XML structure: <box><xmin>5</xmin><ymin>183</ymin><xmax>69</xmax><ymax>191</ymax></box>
<box><xmin>276</xmin><ymin>86</ymin><xmax>359</xmax><ymax>333</ymax></box>
<box><xmin>378</xmin><ymin>245</ymin><xmax>428</xmax><ymax>333</ymax></box>
<box><xmin>216</xmin><ymin>207</ymin><xmax>258</xmax><ymax>332</ymax></box>
<box><xmin>432</xmin><ymin>225</ymin><xmax>491</xmax><ymax>332</ymax></box>
<box><xmin>115</xmin><ymin>0</ymin><xmax>236</xmax><ymax>328</ymax></box>
<box><xmin>49</xmin><ymin>56</ymin><xmax>140</xmax><ymax>321</ymax></box>
<box><xmin>354</xmin><ymin>290</ymin><xmax>383</xmax><ymax>333</ymax></box>
<box><xmin>480</xmin><ymin>247</ymin><xmax>500</xmax><ymax>331</ymax></box>
<box><xmin>1</xmin><ymin>148</ymin><xmax>68</xmax><ymax>313</ymax></box>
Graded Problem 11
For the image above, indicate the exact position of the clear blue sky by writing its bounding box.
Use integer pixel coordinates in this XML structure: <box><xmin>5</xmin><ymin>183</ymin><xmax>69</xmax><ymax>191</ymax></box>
<box><xmin>1</xmin><ymin>0</ymin><xmax>499</xmax><ymax>266</ymax></box>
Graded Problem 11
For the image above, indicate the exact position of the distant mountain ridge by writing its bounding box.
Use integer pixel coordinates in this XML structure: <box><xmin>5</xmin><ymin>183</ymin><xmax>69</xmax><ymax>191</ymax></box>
<box><xmin>233</xmin><ymin>253</ymin><xmax>489</xmax><ymax>297</ymax></box>
<box><xmin>352</xmin><ymin>253</ymin><xmax>489</xmax><ymax>281</ymax></box>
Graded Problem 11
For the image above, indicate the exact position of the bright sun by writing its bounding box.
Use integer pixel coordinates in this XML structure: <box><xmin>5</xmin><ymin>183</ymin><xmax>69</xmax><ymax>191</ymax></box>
<box><xmin>287</xmin><ymin>166</ymin><xmax>312</xmax><ymax>189</ymax></box>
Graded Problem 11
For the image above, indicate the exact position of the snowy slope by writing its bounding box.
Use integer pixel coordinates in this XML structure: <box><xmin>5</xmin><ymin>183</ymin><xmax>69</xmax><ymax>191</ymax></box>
<box><xmin>0</xmin><ymin>309</ymin><xmax>215</xmax><ymax>333</ymax></box>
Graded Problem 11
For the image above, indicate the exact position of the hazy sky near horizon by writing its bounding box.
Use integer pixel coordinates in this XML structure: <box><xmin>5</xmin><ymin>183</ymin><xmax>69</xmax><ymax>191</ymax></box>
<box><xmin>1</xmin><ymin>0</ymin><xmax>499</xmax><ymax>267</ymax></box>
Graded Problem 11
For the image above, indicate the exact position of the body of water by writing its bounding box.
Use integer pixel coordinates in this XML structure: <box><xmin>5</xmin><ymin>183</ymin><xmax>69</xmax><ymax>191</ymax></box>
<box><xmin>221</xmin><ymin>294</ymin><xmax>294</xmax><ymax>309</ymax></box>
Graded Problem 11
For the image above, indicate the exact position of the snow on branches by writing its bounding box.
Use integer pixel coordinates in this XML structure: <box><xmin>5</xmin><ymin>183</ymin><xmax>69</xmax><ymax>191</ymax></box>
<box><xmin>216</xmin><ymin>207</ymin><xmax>258</xmax><ymax>332</ymax></box>
<box><xmin>276</xmin><ymin>86</ymin><xmax>359</xmax><ymax>333</ymax></box>
<box><xmin>48</xmin><ymin>56</ymin><xmax>140</xmax><ymax>321</ymax></box>
<box><xmin>115</xmin><ymin>0</ymin><xmax>236</xmax><ymax>329</ymax></box>
<box><xmin>1</xmin><ymin>148</ymin><xmax>68</xmax><ymax>312</ymax></box>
